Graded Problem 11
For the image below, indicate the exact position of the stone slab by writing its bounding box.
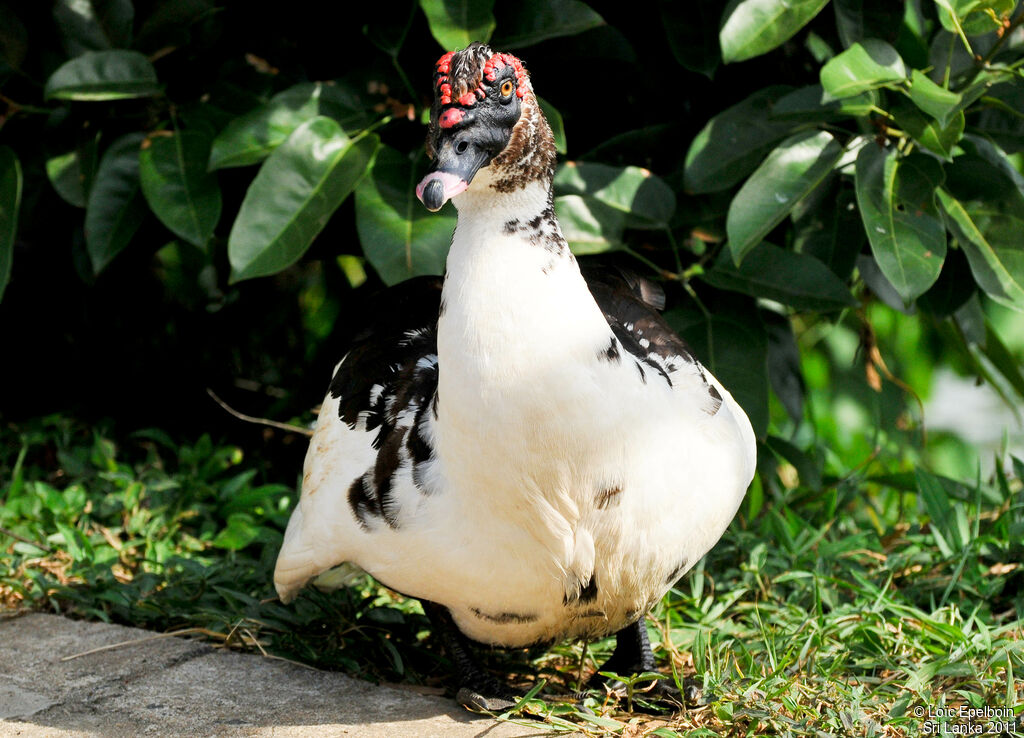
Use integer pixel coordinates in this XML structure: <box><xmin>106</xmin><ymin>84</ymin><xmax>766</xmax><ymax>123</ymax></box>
<box><xmin>0</xmin><ymin>614</ymin><xmax>543</xmax><ymax>738</ymax></box>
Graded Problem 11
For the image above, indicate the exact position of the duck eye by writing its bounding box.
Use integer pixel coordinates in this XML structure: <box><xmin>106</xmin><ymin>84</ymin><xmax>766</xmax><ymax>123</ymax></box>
<box><xmin>500</xmin><ymin>79</ymin><xmax>515</xmax><ymax>97</ymax></box>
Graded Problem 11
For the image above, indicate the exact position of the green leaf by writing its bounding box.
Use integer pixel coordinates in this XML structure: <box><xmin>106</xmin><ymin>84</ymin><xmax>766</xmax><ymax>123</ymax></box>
<box><xmin>854</xmin><ymin>145</ymin><xmax>946</xmax><ymax>302</ymax></box>
<box><xmin>936</xmin><ymin>0</ymin><xmax>1015</xmax><ymax>36</ymax></box>
<box><xmin>139</xmin><ymin>131</ymin><xmax>222</xmax><ymax>248</ymax></box>
<box><xmin>937</xmin><ymin>189</ymin><xmax>1024</xmax><ymax>312</ymax></box>
<box><xmin>960</xmin><ymin>134</ymin><xmax>1024</xmax><ymax>198</ymax></box>
<box><xmin>553</xmin><ymin>162</ymin><xmax>675</xmax><ymax>228</ymax></box>
<box><xmin>684</xmin><ymin>87</ymin><xmax>797</xmax><ymax>194</ymax></box>
<box><xmin>770</xmin><ymin>84</ymin><xmax>878</xmax><ymax>121</ymax></box>
<box><xmin>719</xmin><ymin>0</ymin><xmax>830</xmax><ymax>63</ymax></box>
<box><xmin>228</xmin><ymin>118</ymin><xmax>378</xmax><ymax>283</ymax></box>
<box><xmin>834</xmin><ymin>0</ymin><xmax>917</xmax><ymax>51</ymax></box>
<box><xmin>915</xmin><ymin>469</ymin><xmax>965</xmax><ymax>557</ymax></box>
<box><xmin>337</xmin><ymin>254</ymin><xmax>368</xmax><ymax>288</ymax></box>
<box><xmin>726</xmin><ymin>130</ymin><xmax>844</xmax><ymax>264</ymax></box>
<box><xmin>537</xmin><ymin>96</ymin><xmax>567</xmax><ymax>155</ymax></box>
<box><xmin>668</xmin><ymin>307</ymin><xmax>770</xmax><ymax>439</ymax></box>
<box><xmin>355</xmin><ymin>146</ymin><xmax>456</xmax><ymax>286</ymax></box>
<box><xmin>765</xmin><ymin>435</ymin><xmax>822</xmax><ymax>488</ymax></box>
<box><xmin>703</xmin><ymin>242</ymin><xmax>858</xmax><ymax>311</ymax></box>
<box><xmin>553</xmin><ymin>195</ymin><xmax>624</xmax><ymax>254</ymax></box>
<box><xmin>492</xmin><ymin>0</ymin><xmax>604</xmax><ymax>48</ymax></box>
<box><xmin>54</xmin><ymin>521</ymin><xmax>93</xmax><ymax>563</ymax></box>
<box><xmin>891</xmin><ymin>101</ymin><xmax>965</xmax><ymax>161</ymax></box>
<box><xmin>832</xmin><ymin>0</ymin><xmax>865</xmax><ymax>47</ymax></box>
<box><xmin>85</xmin><ymin>133</ymin><xmax>147</xmax><ymax>274</ymax></box>
<box><xmin>660</xmin><ymin>0</ymin><xmax>720</xmax><ymax>77</ymax></box>
<box><xmin>53</xmin><ymin>0</ymin><xmax>134</xmax><ymax>56</ymax></box>
<box><xmin>364</xmin><ymin>0</ymin><xmax>417</xmax><ymax>56</ymax></box>
<box><xmin>908</xmin><ymin>69</ymin><xmax>962</xmax><ymax>127</ymax></box>
<box><xmin>209</xmin><ymin>82</ymin><xmax>369</xmax><ymax>170</ymax></box>
<box><xmin>419</xmin><ymin>0</ymin><xmax>495</xmax><ymax>50</ymax></box>
<box><xmin>46</xmin><ymin>137</ymin><xmax>99</xmax><ymax>209</ymax></box>
<box><xmin>794</xmin><ymin>185</ymin><xmax>864</xmax><ymax>281</ymax></box>
<box><xmin>212</xmin><ymin>513</ymin><xmax>260</xmax><ymax>550</ymax></box>
<box><xmin>916</xmin><ymin>247</ymin><xmax>975</xmax><ymax>317</ymax></box>
<box><xmin>764</xmin><ymin>313</ymin><xmax>805</xmax><ymax>423</ymax></box>
<box><xmin>980</xmin><ymin>320</ymin><xmax>1024</xmax><ymax>399</ymax></box>
<box><xmin>44</xmin><ymin>50</ymin><xmax>161</xmax><ymax>101</ymax></box>
<box><xmin>856</xmin><ymin>252</ymin><xmax>913</xmax><ymax>313</ymax></box>
<box><xmin>820</xmin><ymin>39</ymin><xmax>906</xmax><ymax>100</ymax></box>
<box><xmin>0</xmin><ymin>147</ymin><xmax>22</xmax><ymax>304</ymax></box>
<box><xmin>134</xmin><ymin>0</ymin><xmax>219</xmax><ymax>52</ymax></box>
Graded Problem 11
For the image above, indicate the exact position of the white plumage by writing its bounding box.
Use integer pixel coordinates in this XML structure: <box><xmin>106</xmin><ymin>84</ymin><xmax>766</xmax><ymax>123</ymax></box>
<box><xmin>275</xmin><ymin>44</ymin><xmax>755</xmax><ymax>657</ymax></box>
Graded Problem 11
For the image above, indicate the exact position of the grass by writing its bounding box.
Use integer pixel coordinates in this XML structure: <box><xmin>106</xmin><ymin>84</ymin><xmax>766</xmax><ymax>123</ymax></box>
<box><xmin>2</xmin><ymin>414</ymin><xmax>1023</xmax><ymax>737</ymax></box>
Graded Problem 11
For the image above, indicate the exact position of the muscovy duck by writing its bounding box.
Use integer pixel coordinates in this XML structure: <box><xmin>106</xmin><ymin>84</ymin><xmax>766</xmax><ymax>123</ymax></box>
<box><xmin>274</xmin><ymin>42</ymin><xmax>756</xmax><ymax>711</ymax></box>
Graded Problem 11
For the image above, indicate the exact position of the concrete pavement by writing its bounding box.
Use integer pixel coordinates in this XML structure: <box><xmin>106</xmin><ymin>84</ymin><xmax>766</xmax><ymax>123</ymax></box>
<box><xmin>0</xmin><ymin>613</ymin><xmax>542</xmax><ymax>737</ymax></box>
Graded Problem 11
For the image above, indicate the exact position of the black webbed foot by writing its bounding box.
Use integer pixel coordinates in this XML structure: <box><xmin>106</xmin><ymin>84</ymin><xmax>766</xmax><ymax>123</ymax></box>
<box><xmin>456</xmin><ymin>679</ymin><xmax>519</xmax><ymax>713</ymax></box>
<box><xmin>423</xmin><ymin>600</ymin><xmax>522</xmax><ymax>713</ymax></box>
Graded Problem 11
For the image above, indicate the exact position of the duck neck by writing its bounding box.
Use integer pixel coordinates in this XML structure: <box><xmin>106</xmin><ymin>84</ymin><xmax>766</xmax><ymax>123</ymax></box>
<box><xmin>435</xmin><ymin>171</ymin><xmax>611</xmax><ymax>448</ymax></box>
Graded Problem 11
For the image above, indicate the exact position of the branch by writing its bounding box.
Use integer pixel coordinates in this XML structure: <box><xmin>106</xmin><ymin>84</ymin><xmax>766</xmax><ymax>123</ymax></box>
<box><xmin>206</xmin><ymin>388</ymin><xmax>313</xmax><ymax>437</ymax></box>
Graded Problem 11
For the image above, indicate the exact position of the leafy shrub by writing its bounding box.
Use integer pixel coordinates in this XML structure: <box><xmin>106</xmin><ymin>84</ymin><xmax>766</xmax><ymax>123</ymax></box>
<box><xmin>2</xmin><ymin>0</ymin><xmax>1022</xmax><ymax>444</ymax></box>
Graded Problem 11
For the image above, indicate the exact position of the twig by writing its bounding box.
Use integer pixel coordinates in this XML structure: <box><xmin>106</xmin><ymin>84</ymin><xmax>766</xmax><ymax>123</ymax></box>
<box><xmin>0</xmin><ymin>526</ymin><xmax>53</xmax><ymax>553</ymax></box>
<box><xmin>60</xmin><ymin>626</ymin><xmax>322</xmax><ymax>671</ymax></box>
<box><xmin>258</xmin><ymin>652</ymin><xmax>322</xmax><ymax>671</ymax></box>
<box><xmin>61</xmin><ymin>627</ymin><xmax>211</xmax><ymax>661</ymax></box>
<box><xmin>206</xmin><ymin>388</ymin><xmax>313</xmax><ymax>437</ymax></box>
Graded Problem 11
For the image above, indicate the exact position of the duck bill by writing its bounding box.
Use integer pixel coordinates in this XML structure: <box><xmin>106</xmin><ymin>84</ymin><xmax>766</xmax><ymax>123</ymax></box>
<box><xmin>416</xmin><ymin>140</ymin><xmax>490</xmax><ymax>212</ymax></box>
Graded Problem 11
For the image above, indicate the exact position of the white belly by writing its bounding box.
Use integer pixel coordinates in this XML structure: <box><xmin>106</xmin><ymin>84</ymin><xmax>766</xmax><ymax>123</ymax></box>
<box><xmin>278</xmin><ymin>352</ymin><xmax>753</xmax><ymax>648</ymax></box>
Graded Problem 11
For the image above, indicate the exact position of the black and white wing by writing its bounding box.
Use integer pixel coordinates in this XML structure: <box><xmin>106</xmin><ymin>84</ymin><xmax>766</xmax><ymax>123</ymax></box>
<box><xmin>275</xmin><ymin>277</ymin><xmax>442</xmax><ymax>600</ymax></box>
<box><xmin>582</xmin><ymin>264</ymin><xmax>723</xmax><ymax>414</ymax></box>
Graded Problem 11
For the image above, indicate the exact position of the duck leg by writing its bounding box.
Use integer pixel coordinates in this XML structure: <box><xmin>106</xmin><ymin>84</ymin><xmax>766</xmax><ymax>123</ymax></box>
<box><xmin>589</xmin><ymin>617</ymin><xmax>656</xmax><ymax>686</ymax></box>
<box><xmin>588</xmin><ymin>617</ymin><xmax>680</xmax><ymax>702</ymax></box>
<box><xmin>422</xmin><ymin>601</ymin><xmax>520</xmax><ymax>712</ymax></box>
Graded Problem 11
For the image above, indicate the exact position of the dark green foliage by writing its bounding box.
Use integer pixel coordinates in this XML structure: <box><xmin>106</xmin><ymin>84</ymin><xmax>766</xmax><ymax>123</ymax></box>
<box><xmin>4</xmin><ymin>0</ymin><xmax>1018</xmax><ymax>446</ymax></box>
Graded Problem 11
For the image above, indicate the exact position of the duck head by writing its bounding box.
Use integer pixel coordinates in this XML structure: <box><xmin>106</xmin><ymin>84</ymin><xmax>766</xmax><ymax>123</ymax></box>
<box><xmin>416</xmin><ymin>43</ymin><xmax>555</xmax><ymax>212</ymax></box>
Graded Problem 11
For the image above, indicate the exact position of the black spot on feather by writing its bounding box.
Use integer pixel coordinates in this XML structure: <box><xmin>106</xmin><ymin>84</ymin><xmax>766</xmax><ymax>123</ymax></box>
<box><xmin>599</xmin><ymin>336</ymin><xmax>620</xmax><ymax>362</ymax></box>
<box><xmin>503</xmin><ymin>197</ymin><xmax>568</xmax><ymax>258</ymax></box>
<box><xmin>407</xmin><ymin>415</ymin><xmax>432</xmax><ymax>466</ymax></box>
<box><xmin>565</xmin><ymin>573</ymin><xmax>598</xmax><ymax>605</ymax></box>
<box><xmin>470</xmin><ymin>608</ymin><xmax>538</xmax><ymax>624</ymax></box>
<box><xmin>634</xmin><ymin>360</ymin><xmax>646</xmax><ymax>384</ymax></box>
<box><xmin>579</xmin><ymin>575</ymin><xmax>598</xmax><ymax>603</ymax></box>
<box><xmin>597</xmin><ymin>485</ymin><xmax>622</xmax><ymax>509</ymax></box>
<box><xmin>665</xmin><ymin>558</ymin><xmax>689</xmax><ymax>585</ymax></box>
<box><xmin>348</xmin><ymin>476</ymin><xmax>375</xmax><ymax>531</ymax></box>
<box><xmin>706</xmin><ymin>384</ymin><xmax>723</xmax><ymax>415</ymax></box>
<box><xmin>372</xmin><ymin>426</ymin><xmax>407</xmax><ymax>528</ymax></box>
